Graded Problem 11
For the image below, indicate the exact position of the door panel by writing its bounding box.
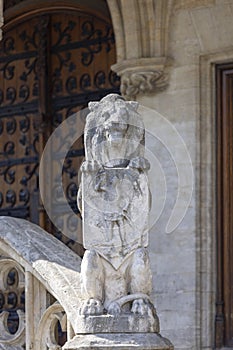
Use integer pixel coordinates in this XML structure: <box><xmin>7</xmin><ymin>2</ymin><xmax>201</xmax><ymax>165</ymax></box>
<box><xmin>0</xmin><ymin>1</ymin><xmax>119</xmax><ymax>339</ymax></box>
<box><xmin>0</xmin><ymin>3</ymin><xmax>120</xmax><ymax>254</ymax></box>
<box><xmin>0</xmin><ymin>15</ymin><xmax>42</xmax><ymax>222</ymax></box>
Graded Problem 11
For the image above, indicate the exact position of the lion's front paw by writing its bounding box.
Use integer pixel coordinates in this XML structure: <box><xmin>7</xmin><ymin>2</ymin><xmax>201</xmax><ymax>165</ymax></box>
<box><xmin>129</xmin><ymin>157</ymin><xmax>150</xmax><ymax>171</ymax></box>
<box><xmin>107</xmin><ymin>301</ymin><xmax>121</xmax><ymax>316</ymax></box>
<box><xmin>80</xmin><ymin>298</ymin><xmax>104</xmax><ymax>315</ymax></box>
<box><xmin>131</xmin><ymin>298</ymin><xmax>154</xmax><ymax>316</ymax></box>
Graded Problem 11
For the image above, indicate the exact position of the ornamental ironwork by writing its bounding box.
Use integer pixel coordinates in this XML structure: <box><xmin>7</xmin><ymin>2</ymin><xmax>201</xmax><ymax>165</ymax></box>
<box><xmin>0</xmin><ymin>8</ymin><xmax>119</xmax><ymax>342</ymax></box>
<box><xmin>0</xmin><ymin>10</ymin><xmax>120</xmax><ymax>254</ymax></box>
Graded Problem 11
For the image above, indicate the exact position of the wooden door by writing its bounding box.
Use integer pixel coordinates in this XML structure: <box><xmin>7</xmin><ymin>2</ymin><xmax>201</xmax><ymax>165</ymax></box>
<box><xmin>216</xmin><ymin>63</ymin><xmax>233</xmax><ymax>348</ymax></box>
<box><xmin>0</xmin><ymin>1</ymin><xmax>120</xmax><ymax>254</ymax></box>
<box><xmin>0</xmin><ymin>0</ymin><xmax>119</xmax><ymax>341</ymax></box>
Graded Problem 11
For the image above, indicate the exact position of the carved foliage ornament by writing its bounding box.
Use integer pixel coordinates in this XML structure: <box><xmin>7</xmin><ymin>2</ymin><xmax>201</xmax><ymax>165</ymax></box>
<box><xmin>112</xmin><ymin>58</ymin><xmax>169</xmax><ymax>100</ymax></box>
<box><xmin>121</xmin><ymin>70</ymin><xmax>168</xmax><ymax>100</ymax></box>
<box><xmin>107</xmin><ymin>0</ymin><xmax>173</xmax><ymax>99</ymax></box>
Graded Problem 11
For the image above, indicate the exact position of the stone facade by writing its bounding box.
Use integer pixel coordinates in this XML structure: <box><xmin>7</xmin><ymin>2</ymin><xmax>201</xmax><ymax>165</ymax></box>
<box><xmin>137</xmin><ymin>1</ymin><xmax>233</xmax><ymax>349</ymax></box>
<box><xmin>106</xmin><ymin>0</ymin><xmax>233</xmax><ymax>349</ymax></box>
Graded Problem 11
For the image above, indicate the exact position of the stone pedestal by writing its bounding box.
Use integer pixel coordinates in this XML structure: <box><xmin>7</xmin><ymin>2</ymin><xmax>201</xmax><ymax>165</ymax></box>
<box><xmin>64</xmin><ymin>304</ymin><xmax>173</xmax><ymax>350</ymax></box>
<box><xmin>73</xmin><ymin>313</ymin><xmax>159</xmax><ymax>334</ymax></box>
<box><xmin>63</xmin><ymin>333</ymin><xmax>173</xmax><ymax>350</ymax></box>
<box><xmin>64</xmin><ymin>310</ymin><xmax>173</xmax><ymax>350</ymax></box>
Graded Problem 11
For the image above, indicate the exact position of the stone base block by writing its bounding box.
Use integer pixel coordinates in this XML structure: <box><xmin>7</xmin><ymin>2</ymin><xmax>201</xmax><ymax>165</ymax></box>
<box><xmin>74</xmin><ymin>313</ymin><xmax>159</xmax><ymax>334</ymax></box>
<box><xmin>63</xmin><ymin>333</ymin><xmax>173</xmax><ymax>350</ymax></box>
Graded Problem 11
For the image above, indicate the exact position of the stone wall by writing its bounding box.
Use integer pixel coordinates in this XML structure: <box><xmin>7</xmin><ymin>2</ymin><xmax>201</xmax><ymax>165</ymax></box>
<box><xmin>137</xmin><ymin>1</ymin><xmax>233</xmax><ymax>349</ymax></box>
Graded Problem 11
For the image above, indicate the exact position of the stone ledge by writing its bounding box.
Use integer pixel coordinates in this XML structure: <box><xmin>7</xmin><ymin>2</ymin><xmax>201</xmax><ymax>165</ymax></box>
<box><xmin>74</xmin><ymin>313</ymin><xmax>160</xmax><ymax>334</ymax></box>
<box><xmin>63</xmin><ymin>333</ymin><xmax>173</xmax><ymax>350</ymax></box>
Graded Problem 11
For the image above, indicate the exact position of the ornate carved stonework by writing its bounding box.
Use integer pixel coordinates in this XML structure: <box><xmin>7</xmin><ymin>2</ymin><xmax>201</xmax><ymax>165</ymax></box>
<box><xmin>75</xmin><ymin>94</ymin><xmax>174</xmax><ymax>349</ymax></box>
<box><xmin>0</xmin><ymin>258</ymin><xmax>25</xmax><ymax>349</ymax></box>
<box><xmin>112</xmin><ymin>58</ymin><xmax>168</xmax><ymax>100</ymax></box>
<box><xmin>120</xmin><ymin>71</ymin><xmax>168</xmax><ymax>100</ymax></box>
<box><xmin>78</xmin><ymin>95</ymin><xmax>153</xmax><ymax>317</ymax></box>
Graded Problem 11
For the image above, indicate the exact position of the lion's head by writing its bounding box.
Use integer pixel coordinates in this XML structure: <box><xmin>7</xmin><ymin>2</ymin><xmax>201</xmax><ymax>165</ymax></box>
<box><xmin>84</xmin><ymin>94</ymin><xmax>145</xmax><ymax>167</ymax></box>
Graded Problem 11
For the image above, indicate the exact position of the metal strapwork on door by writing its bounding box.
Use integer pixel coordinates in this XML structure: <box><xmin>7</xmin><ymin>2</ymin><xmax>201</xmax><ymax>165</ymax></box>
<box><xmin>0</xmin><ymin>6</ymin><xmax>120</xmax><ymax>255</ymax></box>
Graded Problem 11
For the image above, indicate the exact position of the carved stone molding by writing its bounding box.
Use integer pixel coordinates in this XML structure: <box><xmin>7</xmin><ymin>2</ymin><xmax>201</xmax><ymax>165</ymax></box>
<box><xmin>112</xmin><ymin>58</ymin><xmax>168</xmax><ymax>100</ymax></box>
<box><xmin>0</xmin><ymin>0</ymin><xmax>3</xmax><ymax>41</ymax></box>
<box><xmin>107</xmin><ymin>0</ymin><xmax>174</xmax><ymax>99</ymax></box>
<box><xmin>0</xmin><ymin>216</ymin><xmax>82</xmax><ymax>334</ymax></box>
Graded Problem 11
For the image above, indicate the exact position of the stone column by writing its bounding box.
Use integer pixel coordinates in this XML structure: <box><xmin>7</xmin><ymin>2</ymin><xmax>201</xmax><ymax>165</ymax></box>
<box><xmin>107</xmin><ymin>0</ymin><xmax>174</xmax><ymax>100</ymax></box>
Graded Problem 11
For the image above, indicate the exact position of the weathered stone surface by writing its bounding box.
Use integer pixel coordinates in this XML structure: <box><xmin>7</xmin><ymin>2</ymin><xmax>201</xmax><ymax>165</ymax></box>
<box><xmin>63</xmin><ymin>333</ymin><xmax>173</xmax><ymax>350</ymax></box>
<box><xmin>78</xmin><ymin>94</ymin><xmax>154</xmax><ymax>321</ymax></box>
<box><xmin>112</xmin><ymin>59</ymin><xmax>169</xmax><ymax>100</ymax></box>
<box><xmin>75</xmin><ymin>94</ymin><xmax>173</xmax><ymax>349</ymax></box>
<box><xmin>82</xmin><ymin>169</ymin><xmax>149</xmax><ymax>270</ymax></box>
<box><xmin>74</xmin><ymin>312</ymin><xmax>159</xmax><ymax>334</ymax></box>
<box><xmin>137</xmin><ymin>1</ymin><xmax>233</xmax><ymax>348</ymax></box>
<box><xmin>174</xmin><ymin>0</ymin><xmax>215</xmax><ymax>10</ymax></box>
<box><xmin>0</xmin><ymin>216</ymin><xmax>82</xmax><ymax>334</ymax></box>
<box><xmin>0</xmin><ymin>258</ymin><xmax>25</xmax><ymax>348</ymax></box>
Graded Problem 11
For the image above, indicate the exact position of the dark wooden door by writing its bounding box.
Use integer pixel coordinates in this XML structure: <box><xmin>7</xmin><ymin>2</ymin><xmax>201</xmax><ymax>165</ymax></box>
<box><xmin>216</xmin><ymin>63</ymin><xmax>233</xmax><ymax>348</ymax></box>
<box><xmin>0</xmin><ymin>1</ymin><xmax>120</xmax><ymax>254</ymax></box>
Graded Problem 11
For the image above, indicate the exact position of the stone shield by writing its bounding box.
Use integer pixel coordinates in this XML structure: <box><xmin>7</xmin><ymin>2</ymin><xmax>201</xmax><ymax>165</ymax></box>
<box><xmin>82</xmin><ymin>167</ymin><xmax>150</xmax><ymax>270</ymax></box>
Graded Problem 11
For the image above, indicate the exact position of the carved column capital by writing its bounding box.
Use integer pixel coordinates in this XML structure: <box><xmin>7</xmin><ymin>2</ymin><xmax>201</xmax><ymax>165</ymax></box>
<box><xmin>107</xmin><ymin>0</ymin><xmax>174</xmax><ymax>99</ymax></box>
<box><xmin>112</xmin><ymin>58</ymin><xmax>169</xmax><ymax>100</ymax></box>
<box><xmin>0</xmin><ymin>0</ymin><xmax>3</xmax><ymax>41</ymax></box>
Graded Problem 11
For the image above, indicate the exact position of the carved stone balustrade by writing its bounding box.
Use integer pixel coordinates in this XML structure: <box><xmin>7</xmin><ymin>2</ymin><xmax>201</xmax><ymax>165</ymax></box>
<box><xmin>0</xmin><ymin>258</ymin><xmax>25</xmax><ymax>349</ymax></box>
<box><xmin>0</xmin><ymin>216</ymin><xmax>82</xmax><ymax>350</ymax></box>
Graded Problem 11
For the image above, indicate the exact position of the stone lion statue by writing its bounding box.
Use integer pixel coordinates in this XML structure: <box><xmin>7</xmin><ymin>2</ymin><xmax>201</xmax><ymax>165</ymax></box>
<box><xmin>78</xmin><ymin>94</ymin><xmax>156</xmax><ymax>322</ymax></box>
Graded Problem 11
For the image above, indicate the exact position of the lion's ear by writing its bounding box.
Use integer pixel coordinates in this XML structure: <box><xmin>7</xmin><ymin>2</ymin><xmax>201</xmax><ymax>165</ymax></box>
<box><xmin>127</xmin><ymin>101</ymin><xmax>139</xmax><ymax>111</ymax></box>
<box><xmin>88</xmin><ymin>101</ymin><xmax>99</xmax><ymax>111</ymax></box>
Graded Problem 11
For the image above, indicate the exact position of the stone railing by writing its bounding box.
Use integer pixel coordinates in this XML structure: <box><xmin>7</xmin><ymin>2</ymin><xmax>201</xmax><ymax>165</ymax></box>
<box><xmin>0</xmin><ymin>216</ymin><xmax>82</xmax><ymax>350</ymax></box>
<box><xmin>0</xmin><ymin>214</ymin><xmax>173</xmax><ymax>350</ymax></box>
